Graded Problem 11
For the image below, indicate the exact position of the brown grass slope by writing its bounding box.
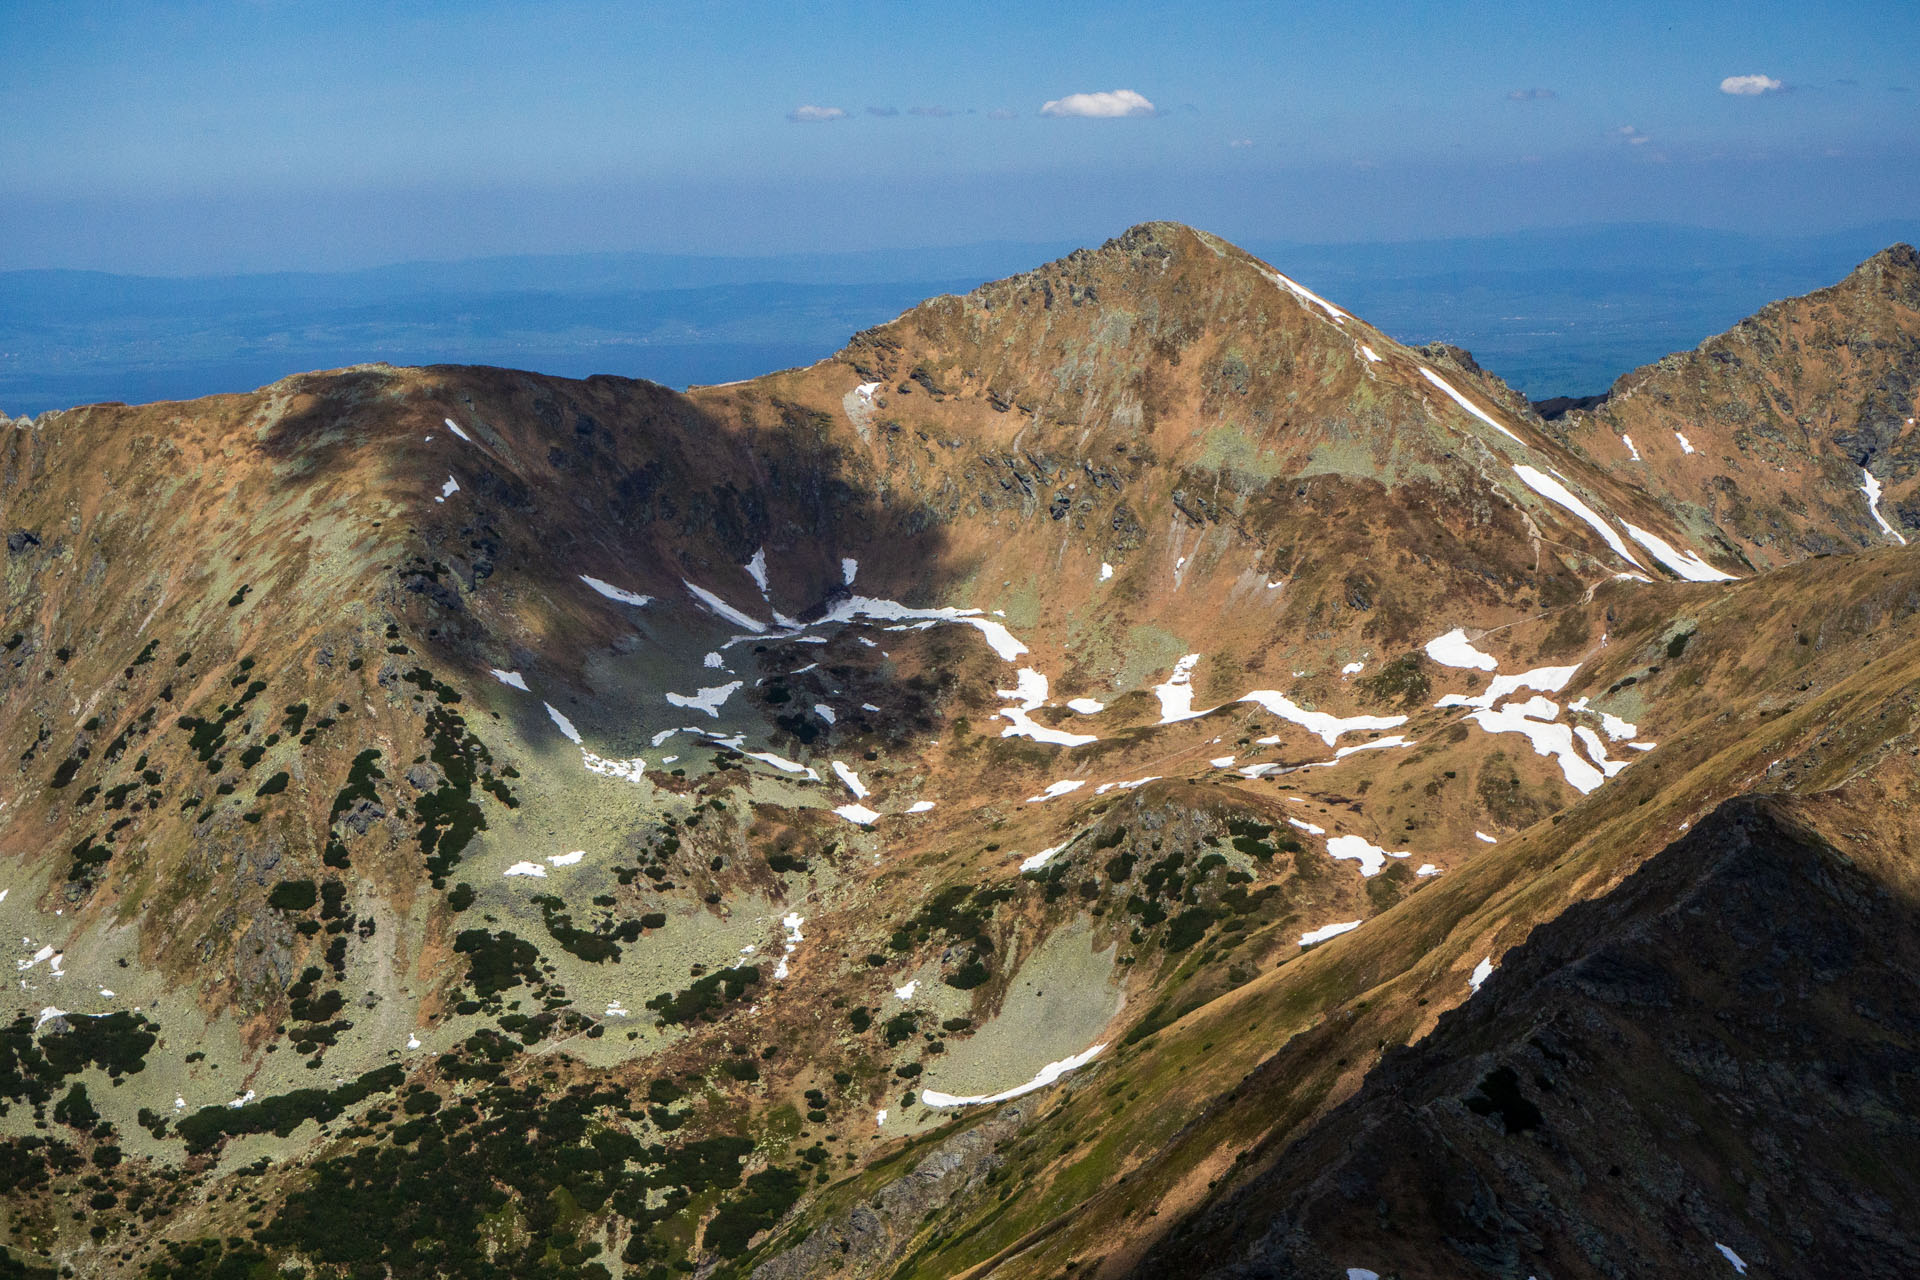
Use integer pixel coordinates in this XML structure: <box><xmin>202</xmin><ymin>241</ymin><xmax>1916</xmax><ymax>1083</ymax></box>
<box><xmin>1551</xmin><ymin>242</ymin><xmax>1920</xmax><ymax>568</ymax></box>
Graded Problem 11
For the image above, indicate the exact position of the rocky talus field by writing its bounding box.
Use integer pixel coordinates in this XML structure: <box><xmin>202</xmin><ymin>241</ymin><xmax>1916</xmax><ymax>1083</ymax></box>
<box><xmin>2</xmin><ymin>223</ymin><xmax>1918</xmax><ymax>1279</ymax></box>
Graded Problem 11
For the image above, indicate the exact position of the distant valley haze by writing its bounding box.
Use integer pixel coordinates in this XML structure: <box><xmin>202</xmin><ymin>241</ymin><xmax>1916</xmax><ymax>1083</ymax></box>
<box><xmin>4</xmin><ymin>221</ymin><xmax>1917</xmax><ymax>416</ymax></box>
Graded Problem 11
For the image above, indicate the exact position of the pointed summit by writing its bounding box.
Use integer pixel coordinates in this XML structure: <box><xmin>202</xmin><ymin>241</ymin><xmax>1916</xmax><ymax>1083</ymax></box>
<box><xmin>1554</xmin><ymin>241</ymin><xmax>1920</xmax><ymax>563</ymax></box>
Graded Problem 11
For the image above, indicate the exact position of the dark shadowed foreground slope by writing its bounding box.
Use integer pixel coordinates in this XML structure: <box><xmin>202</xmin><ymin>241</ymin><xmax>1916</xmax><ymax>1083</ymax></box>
<box><xmin>1139</xmin><ymin>795</ymin><xmax>1920</xmax><ymax>1279</ymax></box>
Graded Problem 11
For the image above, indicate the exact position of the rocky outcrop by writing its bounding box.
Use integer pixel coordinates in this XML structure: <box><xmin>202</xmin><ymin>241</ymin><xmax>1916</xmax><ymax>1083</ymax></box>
<box><xmin>752</xmin><ymin>1106</ymin><xmax>1028</xmax><ymax>1280</ymax></box>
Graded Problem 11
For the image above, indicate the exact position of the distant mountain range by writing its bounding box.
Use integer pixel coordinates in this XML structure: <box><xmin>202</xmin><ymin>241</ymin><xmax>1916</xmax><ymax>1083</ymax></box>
<box><xmin>4</xmin><ymin>221</ymin><xmax>1916</xmax><ymax>415</ymax></box>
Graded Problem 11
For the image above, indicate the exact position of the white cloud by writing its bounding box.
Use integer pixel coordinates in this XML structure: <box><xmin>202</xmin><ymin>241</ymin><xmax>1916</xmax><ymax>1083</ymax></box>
<box><xmin>787</xmin><ymin>104</ymin><xmax>847</xmax><ymax>123</ymax></box>
<box><xmin>1507</xmin><ymin>87</ymin><xmax>1556</xmax><ymax>101</ymax></box>
<box><xmin>1227</xmin><ymin>137</ymin><xmax>1254</xmax><ymax>148</ymax></box>
<box><xmin>1616</xmin><ymin>124</ymin><xmax>1652</xmax><ymax>145</ymax></box>
<box><xmin>1720</xmin><ymin>74</ymin><xmax>1783</xmax><ymax>96</ymax></box>
<box><xmin>1040</xmin><ymin>89</ymin><xmax>1155</xmax><ymax>119</ymax></box>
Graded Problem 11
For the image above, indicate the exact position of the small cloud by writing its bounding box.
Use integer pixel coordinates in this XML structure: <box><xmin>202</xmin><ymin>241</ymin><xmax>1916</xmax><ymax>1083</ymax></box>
<box><xmin>1616</xmin><ymin>124</ymin><xmax>1652</xmax><ymax>145</ymax></box>
<box><xmin>986</xmin><ymin>107</ymin><xmax>1018</xmax><ymax>120</ymax></box>
<box><xmin>1039</xmin><ymin>88</ymin><xmax>1156</xmax><ymax>119</ymax></box>
<box><xmin>787</xmin><ymin>105</ymin><xmax>847</xmax><ymax>123</ymax></box>
<box><xmin>1227</xmin><ymin>137</ymin><xmax>1254</xmax><ymax>148</ymax></box>
<box><xmin>907</xmin><ymin>105</ymin><xmax>954</xmax><ymax>117</ymax></box>
<box><xmin>1720</xmin><ymin>74</ymin><xmax>1784</xmax><ymax>96</ymax></box>
<box><xmin>1507</xmin><ymin>87</ymin><xmax>1556</xmax><ymax>101</ymax></box>
<box><xmin>865</xmin><ymin>105</ymin><xmax>899</xmax><ymax>117</ymax></box>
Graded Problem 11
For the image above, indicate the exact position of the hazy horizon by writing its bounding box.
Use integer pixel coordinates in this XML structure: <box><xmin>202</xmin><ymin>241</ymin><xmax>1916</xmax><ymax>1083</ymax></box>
<box><xmin>5</xmin><ymin>2</ymin><xmax>1916</xmax><ymax>274</ymax></box>
<box><xmin>6</xmin><ymin>218</ymin><xmax>1915</xmax><ymax>417</ymax></box>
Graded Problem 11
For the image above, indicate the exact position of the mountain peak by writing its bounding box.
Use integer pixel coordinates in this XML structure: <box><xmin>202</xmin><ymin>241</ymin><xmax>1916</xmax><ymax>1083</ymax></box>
<box><xmin>1845</xmin><ymin>241</ymin><xmax>1920</xmax><ymax>304</ymax></box>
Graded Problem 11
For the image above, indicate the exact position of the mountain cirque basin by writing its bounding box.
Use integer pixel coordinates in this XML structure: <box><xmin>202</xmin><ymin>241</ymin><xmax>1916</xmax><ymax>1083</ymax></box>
<box><xmin>1</xmin><ymin>221</ymin><xmax>1918</xmax><ymax>1279</ymax></box>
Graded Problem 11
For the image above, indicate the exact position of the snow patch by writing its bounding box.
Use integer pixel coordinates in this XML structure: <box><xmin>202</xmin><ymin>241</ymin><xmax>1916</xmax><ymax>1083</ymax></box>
<box><xmin>1264</xmin><ymin>269</ymin><xmax>1349</xmax><ymax>324</ymax></box>
<box><xmin>1862</xmin><ymin>468</ymin><xmax>1908</xmax><ymax>545</ymax></box>
<box><xmin>1675</xmin><ymin>431</ymin><xmax>1695</xmax><ymax>454</ymax></box>
<box><xmin>744</xmin><ymin>548</ymin><xmax>769</xmax><ymax>594</ymax></box>
<box><xmin>1714</xmin><ymin>1243</ymin><xmax>1747</xmax><ymax>1274</ymax></box>
<box><xmin>436</xmin><ymin>476</ymin><xmax>460</xmax><ymax>502</ymax></box>
<box><xmin>1027</xmin><ymin>779</ymin><xmax>1086</xmax><ymax>803</ymax></box>
<box><xmin>1325</xmin><ymin>834</ymin><xmax>1403</xmax><ymax>877</ymax></box>
<box><xmin>543</xmin><ymin>704</ymin><xmax>582</xmax><ymax>744</ymax></box>
<box><xmin>1465</xmin><ymin>701</ymin><xmax>1605</xmax><ymax>793</ymax></box>
<box><xmin>504</xmin><ymin>862</ymin><xmax>547</xmax><ymax>878</ymax></box>
<box><xmin>831</xmin><ymin>761</ymin><xmax>868</xmax><ymax>799</ymax></box>
<box><xmin>579</xmin><ymin>575</ymin><xmax>651</xmax><ymax>606</ymax></box>
<box><xmin>1621</xmin><ymin>433</ymin><xmax>1641</xmax><ymax>461</ymax></box>
<box><xmin>1424</xmin><ymin>628</ymin><xmax>1498</xmax><ymax>671</ymax></box>
<box><xmin>1435</xmin><ymin>663</ymin><xmax>1580</xmax><ymax>711</ymax></box>
<box><xmin>1475</xmin><ymin>830</ymin><xmax>1498</xmax><ymax>844</ymax></box>
<box><xmin>1237</xmin><ymin>691</ymin><xmax>1408</xmax><ymax>747</ymax></box>
<box><xmin>1299</xmin><ymin>920</ymin><xmax>1362</xmax><ymax>946</ymax></box>
<box><xmin>489</xmin><ymin>668</ymin><xmax>529</xmax><ymax>691</ymax></box>
<box><xmin>834</xmin><ymin>803</ymin><xmax>880</xmax><ymax>826</ymax></box>
<box><xmin>1420</xmin><ymin>367</ymin><xmax>1524</xmax><ymax>443</ymax></box>
<box><xmin>665</xmin><ymin>681</ymin><xmax>743</xmax><ymax>718</ymax></box>
<box><xmin>773</xmin><ymin>912</ymin><xmax>804</xmax><ymax>981</ymax></box>
<box><xmin>1469</xmin><ymin>956</ymin><xmax>1493</xmax><ymax>992</ymax></box>
<box><xmin>1511</xmin><ymin>465</ymin><xmax>1643</xmax><ymax>568</ymax></box>
<box><xmin>1153</xmin><ymin>653</ymin><xmax>1205</xmax><ymax>723</ymax></box>
<box><xmin>1066</xmin><ymin>698</ymin><xmax>1105</xmax><ymax>714</ymax></box>
<box><xmin>443</xmin><ymin>417</ymin><xmax>472</xmax><ymax>442</ymax></box>
<box><xmin>1019</xmin><ymin>844</ymin><xmax>1067</xmax><ymax>872</ymax></box>
<box><xmin>684</xmin><ymin>581</ymin><xmax>767</xmax><ymax>632</ymax></box>
<box><xmin>1621</xmin><ymin>523</ymin><xmax>1737</xmax><ymax>581</ymax></box>
<box><xmin>547</xmin><ymin>850</ymin><xmax>585</xmax><ymax>867</ymax></box>
<box><xmin>1325</xmin><ymin>734</ymin><xmax>1415</xmax><ymax>761</ymax></box>
<box><xmin>1099</xmin><ymin>561</ymin><xmax>1114</xmax><ymax>581</ymax></box>
<box><xmin>998</xmin><ymin>667</ymin><xmax>1098</xmax><ymax>747</ymax></box>
<box><xmin>921</xmin><ymin>1042</ymin><xmax>1107</xmax><ymax>1108</ymax></box>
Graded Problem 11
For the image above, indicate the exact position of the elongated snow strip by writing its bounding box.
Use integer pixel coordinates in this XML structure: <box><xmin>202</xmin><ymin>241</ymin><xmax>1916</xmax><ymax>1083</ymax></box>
<box><xmin>683</xmin><ymin>581</ymin><xmax>766</xmax><ymax>632</ymax></box>
<box><xmin>920</xmin><ymin>1042</ymin><xmax>1107</xmax><ymax>1108</ymax></box>
<box><xmin>1862</xmin><ymin>468</ymin><xmax>1908</xmax><ymax>546</ymax></box>
<box><xmin>580</xmin><ymin>575</ymin><xmax>651</xmax><ymax>606</ymax></box>
<box><xmin>1621</xmin><ymin>523</ymin><xmax>1737</xmax><ymax>581</ymax></box>
<box><xmin>1420</xmin><ymin>367</ymin><xmax>1524</xmax><ymax>443</ymax></box>
<box><xmin>1511</xmin><ymin>465</ymin><xmax>1644</xmax><ymax>568</ymax></box>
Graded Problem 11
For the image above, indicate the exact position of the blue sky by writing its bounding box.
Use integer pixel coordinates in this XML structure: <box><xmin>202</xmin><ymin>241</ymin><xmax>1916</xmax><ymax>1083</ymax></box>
<box><xmin>3</xmin><ymin>0</ymin><xmax>1916</xmax><ymax>271</ymax></box>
